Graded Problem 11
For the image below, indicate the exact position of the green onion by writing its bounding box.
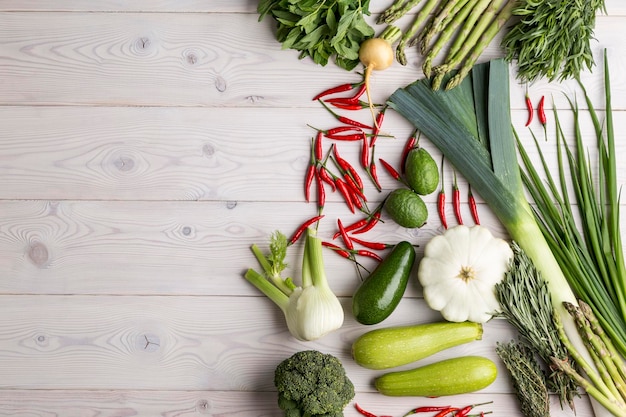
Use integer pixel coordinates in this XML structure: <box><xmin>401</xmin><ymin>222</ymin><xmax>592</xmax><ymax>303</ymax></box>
<box><xmin>387</xmin><ymin>57</ymin><xmax>620</xmax><ymax>417</ymax></box>
<box><xmin>517</xmin><ymin>50</ymin><xmax>626</xmax><ymax>357</ymax></box>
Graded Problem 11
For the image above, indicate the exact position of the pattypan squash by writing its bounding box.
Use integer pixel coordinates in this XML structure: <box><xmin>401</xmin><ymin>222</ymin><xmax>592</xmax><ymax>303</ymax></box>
<box><xmin>417</xmin><ymin>225</ymin><xmax>513</xmax><ymax>323</ymax></box>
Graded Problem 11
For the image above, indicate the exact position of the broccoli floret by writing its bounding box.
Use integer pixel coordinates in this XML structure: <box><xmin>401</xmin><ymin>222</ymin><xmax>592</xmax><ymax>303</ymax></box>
<box><xmin>274</xmin><ymin>350</ymin><xmax>355</xmax><ymax>417</ymax></box>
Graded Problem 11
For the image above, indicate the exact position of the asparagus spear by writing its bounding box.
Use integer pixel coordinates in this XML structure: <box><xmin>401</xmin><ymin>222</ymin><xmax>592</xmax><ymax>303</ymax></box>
<box><xmin>444</xmin><ymin>0</ymin><xmax>494</xmax><ymax>60</ymax></box>
<box><xmin>444</xmin><ymin>0</ymin><xmax>517</xmax><ymax>90</ymax></box>
<box><xmin>421</xmin><ymin>0</ymin><xmax>480</xmax><ymax>78</ymax></box>
<box><xmin>395</xmin><ymin>0</ymin><xmax>441</xmax><ymax>65</ymax></box>
<box><xmin>407</xmin><ymin>0</ymin><xmax>448</xmax><ymax>49</ymax></box>
<box><xmin>419</xmin><ymin>0</ymin><xmax>470</xmax><ymax>54</ymax></box>
<box><xmin>378</xmin><ymin>0</ymin><xmax>428</xmax><ymax>25</ymax></box>
<box><xmin>431</xmin><ymin>0</ymin><xmax>505</xmax><ymax>88</ymax></box>
<box><xmin>376</xmin><ymin>0</ymin><xmax>410</xmax><ymax>24</ymax></box>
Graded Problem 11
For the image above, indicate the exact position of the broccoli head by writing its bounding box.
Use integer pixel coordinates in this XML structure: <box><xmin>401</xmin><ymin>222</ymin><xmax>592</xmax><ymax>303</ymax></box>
<box><xmin>274</xmin><ymin>350</ymin><xmax>355</xmax><ymax>417</ymax></box>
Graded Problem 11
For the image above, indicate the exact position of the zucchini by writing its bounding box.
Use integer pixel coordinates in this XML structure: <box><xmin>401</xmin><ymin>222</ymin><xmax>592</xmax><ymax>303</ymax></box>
<box><xmin>375</xmin><ymin>356</ymin><xmax>497</xmax><ymax>396</ymax></box>
<box><xmin>352</xmin><ymin>321</ymin><xmax>482</xmax><ymax>369</ymax></box>
<box><xmin>352</xmin><ymin>241</ymin><xmax>415</xmax><ymax>325</ymax></box>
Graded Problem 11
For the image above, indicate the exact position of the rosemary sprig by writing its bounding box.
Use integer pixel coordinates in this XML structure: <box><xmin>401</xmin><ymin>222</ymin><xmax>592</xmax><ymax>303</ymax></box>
<box><xmin>496</xmin><ymin>341</ymin><xmax>550</xmax><ymax>417</ymax></box>
<box><xmin>502</xmin><ymin>0</ymin><xmax>607</xmax><ymax>82</ymax></box>
<box><xmin>495</xmin><ymin>242</ymin><xmax>579</xmax><ymax>409</ymax></box>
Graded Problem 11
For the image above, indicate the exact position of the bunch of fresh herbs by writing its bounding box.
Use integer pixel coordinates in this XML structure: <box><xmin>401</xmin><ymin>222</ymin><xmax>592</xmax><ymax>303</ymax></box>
<box><xmin>496</xmin><ymin>340</ymin><xmax>550</xmax><ymax>417</ymax></box>
<box><xmin>495</xmin><ymin>242</ymin><xmax>579</xmax><ymax>410</ymax></box>
<box><xmin>257</xmin><ymin>0</ymin><xmax>375</xmax><ymax>71</ymax></box>
<box><xmin>502</xmin><ymin>0</ymin><xmax>606</xmax><ymax>82</ymax></box>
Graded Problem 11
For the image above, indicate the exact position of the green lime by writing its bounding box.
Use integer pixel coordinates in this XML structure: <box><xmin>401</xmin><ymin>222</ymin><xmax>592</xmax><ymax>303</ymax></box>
<box><xmin>384</xmin><ymin>188</ymin><xmax>428</xmax><ymax>228</ymax></box>
<box><xmin>404</xmin><ymin>147</ymin><xmax>439</xmax><ymax>195</ymax></box>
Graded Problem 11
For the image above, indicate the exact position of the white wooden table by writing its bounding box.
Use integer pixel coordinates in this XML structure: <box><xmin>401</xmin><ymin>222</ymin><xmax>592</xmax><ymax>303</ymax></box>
<box><xmin>0</xmin><ymin>1</ymin><xmax>624</xmax><ymax>416</ymax></box>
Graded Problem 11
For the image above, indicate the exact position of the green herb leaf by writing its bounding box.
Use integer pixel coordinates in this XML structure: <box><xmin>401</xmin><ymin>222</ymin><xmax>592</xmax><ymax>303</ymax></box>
<box><xmin>258</xmin><ymin>0</ymin><xmax>374</xmax><ymax>71</ymax></box>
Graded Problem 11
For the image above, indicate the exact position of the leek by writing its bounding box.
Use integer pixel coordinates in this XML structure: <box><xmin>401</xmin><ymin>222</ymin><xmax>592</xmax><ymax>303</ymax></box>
<box><xmin>387</xmin><ymin>58</ymin><xmax>618</xmax><ymax>417</ymax></box>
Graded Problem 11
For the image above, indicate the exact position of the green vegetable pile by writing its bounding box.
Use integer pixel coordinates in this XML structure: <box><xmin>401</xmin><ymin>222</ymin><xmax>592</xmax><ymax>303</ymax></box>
<box><xmin>274</xmin><ymin>350</ymin><xmax>355</xmax><ymax>417</ymax></box>
<box><xmin>502</xmin><ymin>0</ymin><xmax>606</xmax><ymax>82</ymax></box>
<box><xmin>257</xmin><ymin>0</ymin><xmax>375</xmax><ymax>71</ymax></box>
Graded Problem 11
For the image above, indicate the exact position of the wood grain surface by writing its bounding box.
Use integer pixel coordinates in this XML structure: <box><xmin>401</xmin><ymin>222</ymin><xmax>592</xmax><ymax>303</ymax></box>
<box><xmin>0</xmin><ymin>1</ymin><xmax>623</xmax><ymax>416</ymax></box>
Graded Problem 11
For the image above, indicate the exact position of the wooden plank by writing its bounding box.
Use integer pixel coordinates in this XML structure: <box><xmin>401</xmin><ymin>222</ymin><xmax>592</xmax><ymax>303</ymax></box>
<box><xmin>0</xmin><ymin>199</ymin><xmax>502</xmax><ymax>296</ymax></box>
<box><xmin>0</xmin><ymin>198</ymin><xmax>624</xmax><ymax>297</ymax></box>
<box><xmin>0</xmin><ymin>389</ymin><xmax>593</xmax><ymax>417</ymax></box>
<box><xmin>0</xmin><ymin>0</ymin><xmax>622</xmax><ymax>15</ymax></box>
<box><xmin>0</xmin><ymin>106</ymin><xmax>623</xmax><ymax>202</ymax></box>
<box><xmin>0</xmin><ymin>12</ymin><xmax>624</xmax><ymax>108</ymax></box>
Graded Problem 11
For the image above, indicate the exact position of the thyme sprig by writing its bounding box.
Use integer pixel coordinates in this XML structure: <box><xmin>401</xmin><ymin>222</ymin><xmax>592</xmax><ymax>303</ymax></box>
<box><xmin>502</xmin><ymin>0</ymin><xmax>607</xmax><ymax>82</ymax></box>
<box><xmin>495</xmin><ymin>242</ymin><xmax>579</xmax><ymax>409</ymax></box>
<box><xmin>496</xmin><ymin>341</ymin><xmax>550</xmax><ymax>417</ymax></box>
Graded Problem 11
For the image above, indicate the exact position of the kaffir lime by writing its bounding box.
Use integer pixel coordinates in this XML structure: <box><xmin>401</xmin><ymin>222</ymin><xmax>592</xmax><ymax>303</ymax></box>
<box><xmin>404</xmin><ymin>147</ymin><xmax>439</xmax><ymax>195</ymax></box>
<box><xmin>384</xmin><ymin>188</ymin><xmax>428</xmax><ymax>228</ymax></box>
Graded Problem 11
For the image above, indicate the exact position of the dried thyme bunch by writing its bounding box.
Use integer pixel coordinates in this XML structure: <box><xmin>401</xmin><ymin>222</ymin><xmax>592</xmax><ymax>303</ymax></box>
<box><xmin>496</xmin><ymin>341</ymin><xmax>550</xmax><ymax>417</ymax></box>
<box><xmin>495</xmin><ymin>242</ymin><xmax>579</xmax><ymax>409</ymax></box>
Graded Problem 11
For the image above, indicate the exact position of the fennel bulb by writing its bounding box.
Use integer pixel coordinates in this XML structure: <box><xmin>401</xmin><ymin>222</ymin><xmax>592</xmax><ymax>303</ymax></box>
<box><xmin>245</xmin><ymin>228</ymin><xmax>344</xmax><ymax>341</ymax></box>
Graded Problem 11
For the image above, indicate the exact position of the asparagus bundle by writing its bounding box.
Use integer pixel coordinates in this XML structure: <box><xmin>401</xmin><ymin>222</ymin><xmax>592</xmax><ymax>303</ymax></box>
<box><xmin>377</xmin><ymin>0</ymin><xmax>519</xmax><ymax>90</ymax></box>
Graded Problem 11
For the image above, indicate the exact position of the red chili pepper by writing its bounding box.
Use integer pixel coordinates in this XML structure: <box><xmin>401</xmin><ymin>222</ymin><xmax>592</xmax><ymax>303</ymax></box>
<box><xmin>456</xmin><ymin>401</ymin><xmax>493</xmax><ymax>417</ymax></box>
<box><xmin>438</xmin><ymin>156</ymin><xmax>447</xmax><ymax>229</ymax></box>
<box><xmin>401</xmin><ymin>131</ymin><xmax>418</xmax><ymax>174</ymax></box>
<box><xmin>312</xmin><ymin>81</ymin><xmax>361</xmax><ymax>101</ymax></box>
<box><xmin>404</xmin><ymin>405</ymin><xmax>451</xmax><ymax>416</ymax></box>
<box><xmin>326</xmin><ymin>101</ymin><xmax>368</xmax><ymax>111</ymax></box>
<box><xmin>314</xmin><ymin>131</ymin><xmax>323</xmax><ymax>161</ymax></box>
<box><xmin>288</xmin><ymin>214</ymin><xmax>324</xmax><ymax>245</ymax></box>
<box><xmin>360</xmin><ymin>132</ymin><xmax>370</xmax><ymax>170</ymax></box>
<box><xmin>351</xmin><ymin>192</ymin><xmax>365</xmax><ymax>211</ymax></box>
<box><xmin>354</xmin><ymin>403</ymin><xmax>378</xmax><ymax>417</ymax></box>
<box><xmin>379</xmin><ymin>158</ymin><xmax>402</xmax><ymax>181</ymax></box>
<box><xmin>332</xmin><ymin>217</ymin><xmax>370</xmax><ymax>239</ymax></box>
<box><xmin>468</xmin><ymin>187</ymin><xmax>480</xmax><ymax>225</ymax></box>
<box><xmin>357</xmin><ymin>249</ymin><xmax>383</xmax><ymax>262</ymax></box>
<box><xmin>348</xmin><ymin>83</ymin><xmax>367</xmax><ymax>102</ymax></box>
<box><xmin>524</xmin><ymin>93</ymin><xmax>533</xmax><ymax>127</ymax></box>
<box><xmin>344</xmin><ymin>218</ymin><xmax>370</xmax><ymax>233</ymax></box>
<box><xmin>325</xmin><ymin>133</ymin><xmax>364</xmax><ymax>141</ymax></box>
<box><xmin>350</xmin><ymin>236</ymin><xmax>390</xmax><ymax>251</ymax></box>
<box><xmin>322</xmin><ymin>241</ymin><xmax>352</xmax><ymax>259</ymax></box>
<box><xmin>343</xmin><ymin>173</ymin><xmax>367</xmax><ymax>201</ymax></box>
<box><xmin>319</xmin><ymin>99</ymin><xmax>372</xmax><ymax>129</ymax></box>
<box><xmin>438</xmin><ymin>190</ymin><xmax>447</xmax><ymax>229</ymax></box>
<box><xmin>304</xmin><ymin>164</ymin><xmax>315</xmax><ymax>203</ymax></box>
<box><xmin>315</xmin><ymin>170</ymin><xmax>325</xmax><ymax>212</ymax></box>
<box><xmin>353</xmin><ymin>210</ymin><xmax>382</xmax><ymax>235</ymax></box>
<box><xmin>369</xmin><ymin>160</ymin><xmax>382</xmax><ymax>191</ymax></box>
<box><xmin>335</xmin><ymin>179</ymin><xmax>355</xmax><ymax>213</ymax></box>
<box><xmin>333</xmin><ymin>146</ymin><xmax>364</xmax><ymax>191</ymax></box>
<box><xmin>318</xmin><ymin>165</ymin><xmax>336</xmax><ymax>191</ymax></box>
<box><xmin>337</xmin><ymin>219</ymin><xmax>353</xmax><ymax>250</ymax></box>
<box><xmin>369</xmin><ymin>107</ymin><xmax>387</xmax><ymax>147</ymax></box>
<box><xmin>538</xmin><ymin>95</ymin><xmax>546</xmax><ymax>125</ymax></box>
<box><xmin>453</xmin><ymin>171</ymin><xmax>463</xmax><ymax>225</ymax></box>
<box><xmin>326</xmin><ymin>126</ymin><xmax>361</xmax><ymax>135</ymax></box>
<box><xmin>433</xmin><ymin>408</ymin><xmax>459</xmax><ymax>417</ymax></box>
